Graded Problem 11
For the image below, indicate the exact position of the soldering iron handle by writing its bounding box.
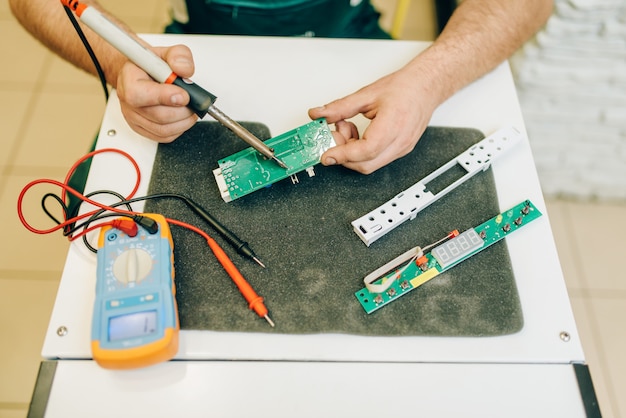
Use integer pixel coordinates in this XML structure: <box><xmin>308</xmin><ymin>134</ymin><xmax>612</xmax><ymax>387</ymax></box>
<box><xmin>171</xmin><ymin>78</ymin><xmax>216</xmax><ymax>118</ymax></box>
<box><xmin>61</xmin><ymin>0</ymin><xmax>216</xmax><ymax>118</ymax></box>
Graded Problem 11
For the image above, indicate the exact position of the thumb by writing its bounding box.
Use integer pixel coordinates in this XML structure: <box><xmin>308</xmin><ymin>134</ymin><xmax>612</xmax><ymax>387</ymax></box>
<box><xmin>156</xmin><ymin>44</ymin><xmax>196</xmax><ymax>79</ymax></box>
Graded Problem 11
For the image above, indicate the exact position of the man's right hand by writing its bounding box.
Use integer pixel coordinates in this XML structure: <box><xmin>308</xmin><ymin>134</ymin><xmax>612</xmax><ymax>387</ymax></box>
<box><xmin>116</xmin><ymin>44</ymin><xmax>198</xmax><ymax>143</ymax></box>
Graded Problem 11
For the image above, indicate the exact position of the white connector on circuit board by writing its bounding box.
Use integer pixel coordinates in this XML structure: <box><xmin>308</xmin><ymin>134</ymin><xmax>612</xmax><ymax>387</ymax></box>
<box><xmin>212</xmin><ymin>167</ymin><xmax>232</xmax><ymax>203</ymax></box>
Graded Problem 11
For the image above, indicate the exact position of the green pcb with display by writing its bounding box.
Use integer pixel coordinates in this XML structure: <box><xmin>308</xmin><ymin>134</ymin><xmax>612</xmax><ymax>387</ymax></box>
<box><xmin>355</xmin><ymin>200</ymin><xmax>542</xmax><ymax>313</ymax></box>
<box><xmin>213</xmin><ymin>118</ymin><xmax>335</xmax><ymax>202</ymax></box>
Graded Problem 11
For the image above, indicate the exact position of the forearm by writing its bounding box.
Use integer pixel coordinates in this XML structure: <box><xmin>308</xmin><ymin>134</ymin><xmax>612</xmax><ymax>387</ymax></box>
<box><xmin>9</xmin><ymin>0</ymin><xmax>136</xmax><ymax>87</ymax></box>
<box><xmin>403</xmin><ymin>0</ymin><xmax>553</xmax><ymax>107</ymax></box>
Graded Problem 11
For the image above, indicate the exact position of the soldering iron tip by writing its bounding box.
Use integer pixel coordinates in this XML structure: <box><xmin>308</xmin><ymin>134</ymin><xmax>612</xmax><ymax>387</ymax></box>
<box><xmin>264</xmin><ymin>315</ymin><xmax>275</xmax><ymax>328</ymax></box>
<box><xmin>273</xmin><ymin>156</ymin><xmax>289</xmax><ymax>169</ymax></box>
<box><xmin>253</xmin><ymin>256</ymin><xmax>266</xmax><ymax>268</ymax></box>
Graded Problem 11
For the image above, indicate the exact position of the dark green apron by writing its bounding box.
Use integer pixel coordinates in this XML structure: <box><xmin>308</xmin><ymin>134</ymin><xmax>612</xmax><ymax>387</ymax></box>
<box><xmin>166</xmin><ymin>0</ymin><xmax>391</xmax><ymax>39</ymax></box>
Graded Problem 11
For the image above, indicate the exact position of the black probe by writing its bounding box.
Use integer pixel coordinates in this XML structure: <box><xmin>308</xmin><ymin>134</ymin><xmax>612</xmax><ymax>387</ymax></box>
<box><xmin>181</xmin><ymin>197</ymin><xmax>265</xmax><ymax>268</ymax></box>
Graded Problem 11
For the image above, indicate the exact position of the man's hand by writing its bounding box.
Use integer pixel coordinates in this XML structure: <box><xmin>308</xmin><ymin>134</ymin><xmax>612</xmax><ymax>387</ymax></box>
<box><xmin>310</xmin><ymin>0</ymin><xmax>553</xmax><ymax>174</ymax></box>
<box><xmin>309</xmin><ymin>66</ymin><xmax>439</xmax><ymax>174</ymax></box>
<box><xmin>116</xmin><ymin>45</ymin><xmax>198</xmax><ymax>143</ymax></box>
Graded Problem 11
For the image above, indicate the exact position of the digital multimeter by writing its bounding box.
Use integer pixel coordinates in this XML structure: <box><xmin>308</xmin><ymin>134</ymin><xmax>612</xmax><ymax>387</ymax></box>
<box><xmin>92</xmin><ymin>213</ymin><xmax>179</xmax><ymax>369</ymax></box>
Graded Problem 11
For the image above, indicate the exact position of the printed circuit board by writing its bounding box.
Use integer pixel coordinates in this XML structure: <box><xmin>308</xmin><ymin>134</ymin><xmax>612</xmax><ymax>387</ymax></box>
<box><xmin>355</xmin><ymin>200</ymin><xmax>542</xmax><ymax>313</ymax></box>
<box><xmin>213</xmin><ymin>119</ymin><xmax>335</xmax><ymax>202</ymax></box>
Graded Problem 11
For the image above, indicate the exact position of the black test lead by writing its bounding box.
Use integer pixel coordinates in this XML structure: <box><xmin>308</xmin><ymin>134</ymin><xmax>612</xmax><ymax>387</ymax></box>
<box><xmin>101</xmin><ymin>194</ymin><xmax>267</xmax><ymax>268</ymax></box>
<box><xmin>61</xmin><ymin>0</ymin><xmax>289</xmax><ymax>170</ymax></box>
<box><xmin>182</xmin><ymin>197</ymin><xmax>266</xmax><ymax>268</ymax></box>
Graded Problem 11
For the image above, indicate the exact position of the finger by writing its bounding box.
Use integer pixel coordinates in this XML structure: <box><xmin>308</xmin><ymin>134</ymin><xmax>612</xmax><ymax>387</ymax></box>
<box><xmin>117</xmin><ymin>62</ymin><xmax>191</xmax><ymax>109</ymax></box>
<box><xmin>123</xmin><ymin>99</ymin><xmax>196</xmax><ymax>126</ymax></box>
<box><xmin>154</xmin><ymin>45</ymin><xmax>195</xmax><ymax>78</ymax></box>
<box><xmin>308</xmin><ymin>89</ymin><xmax>374</xmax><ymax>124</ymax></box>
<box><xmin>131</xmin><ymin>113</ymin><xmax>198</xmax><ymax>143</ymax></box>
<box><xmin>337</xmin><ymin>144</ymin><xmax>407</xmax><ymax>174</ymax></box>
<box><xmin>331</xmin><ymin>131</ymin><xmax>361</xmax><ymax>147</ymax></box>
<box><xmin>118</xmin><ymin>68</ymin><xmax>194</xmax><ymax>123</ymax></box>
<box><xmin>322</xmin><ymin>134</ymin><xmax>413</xmax><ymax>174</ymax></box>
<box><xmin>323</xmin><ymin>115</ymin><xmax>390</xmax><ymax>163</ymax></box>
<box><xmin>322</xmin><ymin>113</ymin><xmax>423</xmax><ymax>174</ymax></box>
<box><xmin>119</xmin><ymin>80</ymin><xmax>195</xmax><ymax>133</ymax></box>
<box><xmin>321</xmin><ymin>139</ymin><xmax>385</xmax><ymax>174</ymax></box>
<box><xmin>118</xmin><ymin>66</ymin><xmax>197</xmax><ymax>141</ymax></box>
<box><xmin>124</xmin><ymin>79</ymin><xmax>192</xmax><ymax>109</ymax></box>
<box><xmin>332</xmin><ymin>120</ymin><xmax>359</xmax><ymax>145</ymax></box>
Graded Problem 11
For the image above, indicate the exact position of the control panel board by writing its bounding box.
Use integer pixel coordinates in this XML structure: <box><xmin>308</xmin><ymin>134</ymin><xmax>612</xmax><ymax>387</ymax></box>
<box><xmin>355</xmin><ymin>200</ymin><xmax>542</xmax><ymax>314</ymax></box>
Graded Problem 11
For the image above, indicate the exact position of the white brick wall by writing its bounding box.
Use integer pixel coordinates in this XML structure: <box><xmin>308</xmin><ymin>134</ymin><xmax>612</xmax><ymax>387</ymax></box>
<box><xmin>510</xmin><ymin>0</ymin><xmax>626</xmax><ymax>201</ymax></box>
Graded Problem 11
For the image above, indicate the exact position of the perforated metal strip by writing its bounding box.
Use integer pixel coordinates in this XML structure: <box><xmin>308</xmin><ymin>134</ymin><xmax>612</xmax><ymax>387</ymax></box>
<box><xmin>351</xmin><ymin>126</ymin><xmax>523</xmax><ymax>246</ymax></box>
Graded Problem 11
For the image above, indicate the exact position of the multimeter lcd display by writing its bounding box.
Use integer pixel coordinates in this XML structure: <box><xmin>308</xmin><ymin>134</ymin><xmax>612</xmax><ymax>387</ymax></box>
<box><xmin>108</xmin><ymin>310</ymin><xmax>158</xmax><ymax>342</ymax></box>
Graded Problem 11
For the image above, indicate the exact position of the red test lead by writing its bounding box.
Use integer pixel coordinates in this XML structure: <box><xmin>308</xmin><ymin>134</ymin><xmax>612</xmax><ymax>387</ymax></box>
<box><xmin>167</xmin><ymin>219</ymin><xmax>274</xmax><ymax>327</ymax></box>
<box><xmin>207</xmin><ymin>236</ymin><xmax>275</xmax><ymax>327</ymax></box>
<box><xmin>18</xmin><ymin>147</ymin><xmax>273</xmax><ymax>327</ymax></box>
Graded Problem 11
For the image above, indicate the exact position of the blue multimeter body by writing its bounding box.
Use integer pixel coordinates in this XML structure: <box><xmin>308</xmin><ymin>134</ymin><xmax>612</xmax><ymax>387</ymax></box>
<box><xmin>92</xmin><ymin>214</ymin><xmax>179</xmax><ymax>369</ymax></box>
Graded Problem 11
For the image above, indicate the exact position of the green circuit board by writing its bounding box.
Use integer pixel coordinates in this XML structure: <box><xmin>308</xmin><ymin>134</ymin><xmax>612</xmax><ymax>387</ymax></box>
<box><xmin>213</xmin><ymin>118</ymin><xmax>335</xmax><ymax>202</ymax></box>
<box><xmin>355</xmin><ymin>200</ymin><xmax>542</xmax><ymax>314</ymax></box>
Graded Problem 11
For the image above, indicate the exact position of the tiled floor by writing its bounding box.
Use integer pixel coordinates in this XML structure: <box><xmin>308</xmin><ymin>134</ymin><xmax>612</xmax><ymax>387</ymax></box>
<box><xmin>1</xmin><ymin>1</ymin><xmax>624</xmax><ymax>417</ymax></box>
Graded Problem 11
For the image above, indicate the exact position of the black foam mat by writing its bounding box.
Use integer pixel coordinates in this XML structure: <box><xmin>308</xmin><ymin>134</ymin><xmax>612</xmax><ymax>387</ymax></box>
<box><xmin>144</xmin><ymin>122</ymin><xmax>523</xmax><ymax>336</ymax></box>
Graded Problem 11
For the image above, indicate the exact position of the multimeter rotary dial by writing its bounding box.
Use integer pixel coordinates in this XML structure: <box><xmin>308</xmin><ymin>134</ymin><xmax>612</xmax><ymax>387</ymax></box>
<box><xmin>112</xmin><ymin>248</ymin><xmax>153</xmax><ymax>284</ymax></box>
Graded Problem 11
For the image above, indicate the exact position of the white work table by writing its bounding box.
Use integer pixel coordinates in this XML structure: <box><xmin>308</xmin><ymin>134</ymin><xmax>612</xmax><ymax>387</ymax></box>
<box><xmin>30</xmin><ymin>35</ymin><xmax>597</xmax><ymax>417</ymax></box>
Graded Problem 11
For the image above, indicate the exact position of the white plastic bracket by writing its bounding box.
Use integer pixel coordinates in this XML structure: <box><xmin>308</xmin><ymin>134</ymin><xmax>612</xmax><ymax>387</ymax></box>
<box><xmin>351</xmin><ymin>126</ymin><xmax>523</xmax><ymax>246</ymax></box>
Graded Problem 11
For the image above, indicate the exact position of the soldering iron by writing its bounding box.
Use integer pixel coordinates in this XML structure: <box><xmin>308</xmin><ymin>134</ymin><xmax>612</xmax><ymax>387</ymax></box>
<box><xmin>61</xmin><ymin>0</ymin><xmax>288</xmax><ymax>170</ymax></box>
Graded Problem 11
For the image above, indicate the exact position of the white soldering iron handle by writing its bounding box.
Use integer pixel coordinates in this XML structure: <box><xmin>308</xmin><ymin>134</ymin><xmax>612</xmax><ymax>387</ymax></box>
<box><xmin>65</xmin><ymin>0</ymin><xmax>217</xmax><ymax>117</ymax></box>
<box><xmin>79</xmin><ymin>7</ymin><xmax>172</xmax><ymax>83</ymax></box>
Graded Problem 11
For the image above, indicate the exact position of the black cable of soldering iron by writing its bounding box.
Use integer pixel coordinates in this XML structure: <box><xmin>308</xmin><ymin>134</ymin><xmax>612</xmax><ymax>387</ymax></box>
<box><xmin>62</xmin><ymin>5</ymin><xmax>109</xmax><ymax>101</ymax></box>
<box><xmin>68</xmin><ymin>192</ymin><xmax>265</xmax><ymax>267</ymax></box>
